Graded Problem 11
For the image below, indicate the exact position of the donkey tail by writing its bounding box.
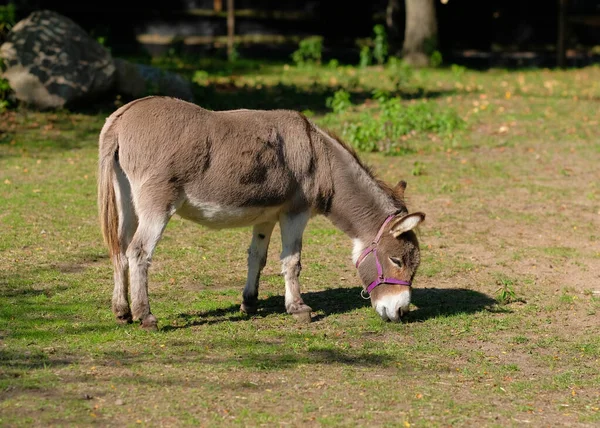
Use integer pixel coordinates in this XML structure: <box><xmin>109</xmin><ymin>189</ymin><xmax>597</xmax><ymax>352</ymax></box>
<box><xmin>97</xmin><ymin>116</ymin><xmax>122</xmax><ymax>264</ymax></box>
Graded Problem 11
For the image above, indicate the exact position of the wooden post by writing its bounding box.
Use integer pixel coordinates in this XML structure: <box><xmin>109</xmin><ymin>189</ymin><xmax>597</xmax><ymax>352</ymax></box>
<box><xmin>557</xmin><ymin>0</ymin><xmax>568</xmax><ymax>68</ymax></box>
<box><xmin>227</xmin><ymin>0</ymin><xmax>235</xmax><ymax>60</ymax></box>
<box><xmin>214</xmin><ymin>0</ymin><xmax>222</xmax><ymax>13</ymax></box>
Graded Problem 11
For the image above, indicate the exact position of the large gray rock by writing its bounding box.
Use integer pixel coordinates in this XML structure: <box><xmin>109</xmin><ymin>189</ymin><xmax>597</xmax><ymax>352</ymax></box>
<box><xmin>114</xmin><ymin>58</ymin><xmax>194</xmax><ymax>102</ymax></box>
<box><xmin>0</xmin><ymin>10</ymin><xmax>115</xmax><ymax>109</ymax></box>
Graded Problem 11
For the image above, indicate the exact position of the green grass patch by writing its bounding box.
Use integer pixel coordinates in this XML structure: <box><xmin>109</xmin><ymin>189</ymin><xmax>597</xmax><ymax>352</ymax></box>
<box><xmin>2</xmin><ymin>59</ymin><xmax>600</xmax><ymax>426</ymax></box>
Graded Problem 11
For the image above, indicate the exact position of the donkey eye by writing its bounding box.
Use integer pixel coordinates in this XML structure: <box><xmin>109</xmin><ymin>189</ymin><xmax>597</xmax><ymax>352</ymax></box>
<box><xmin>389</xmin><ymin>257</ymin><xmax>403</xmax><ymax>267</ymax></box>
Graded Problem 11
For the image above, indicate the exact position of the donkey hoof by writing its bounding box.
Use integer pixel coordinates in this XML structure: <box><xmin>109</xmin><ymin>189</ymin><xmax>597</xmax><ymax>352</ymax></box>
<box><xmin>116</xmin><ymin>313</ymin><xmax>133</xmax><ymax>325</ymax></box>
<box><xmin>289</xmin><ymin>303</ymin><xmax>312</xmax><ymax>323</ymax></box>
<box><xmin>140</xmin><ymin>314</ymin><xmax>158</xmax><ymax>331</ymax></box>
<box><xmin>240</xmin><ymin>301</ymin><xmax>258</xmax><ymax>315</ymax></box>
<box><xmin>292</xmin><ymin>311</ymin><xmax>312</xmax><ymax>324</ymax></box>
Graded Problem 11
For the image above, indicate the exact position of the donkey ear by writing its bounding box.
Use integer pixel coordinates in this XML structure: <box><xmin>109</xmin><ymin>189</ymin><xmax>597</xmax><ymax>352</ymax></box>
<box><xmin>394</xmin><ymin>180</ymin><xmax>407</xmax><ymax>199</ymax></box>
<box><xmin>389</xmin><ymin>212</ymin><xmax>425</xmax><ymax>238</ymax></box>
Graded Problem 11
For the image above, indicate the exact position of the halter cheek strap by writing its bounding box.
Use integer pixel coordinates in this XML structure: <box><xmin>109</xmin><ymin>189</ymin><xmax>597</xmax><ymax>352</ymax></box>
<box><xmin>355</xmin><ymin>214</ymin><xmax>412</xmax><ymax>298</ymax></box>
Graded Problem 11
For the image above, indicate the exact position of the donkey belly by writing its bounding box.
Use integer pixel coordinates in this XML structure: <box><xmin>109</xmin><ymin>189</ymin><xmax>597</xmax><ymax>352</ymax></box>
<box><xmin>176</xmin><ymin>200</ymin><xmax>283</xmax><ymax>229</ymax></box>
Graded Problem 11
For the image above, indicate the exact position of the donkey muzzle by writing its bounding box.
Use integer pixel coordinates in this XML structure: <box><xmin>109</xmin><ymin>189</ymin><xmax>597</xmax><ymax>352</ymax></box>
<box><xmin>372</xmin><ymin>286</ymin><xmax>411</xmax><ymax>322</ymax></box>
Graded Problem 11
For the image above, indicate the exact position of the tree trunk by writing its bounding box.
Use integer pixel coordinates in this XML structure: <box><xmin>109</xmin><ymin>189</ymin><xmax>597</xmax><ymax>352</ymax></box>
<box><xmin>227</xmin><ymin>0</ymin><xmax>235</xmax><ymax>60</ymax></box>
<box><xmin>386</xmin><ymin>0</ymin><xmax>401</xmax><ymax>55</ymax></box>
<box><xmin>402</xmin><ymin>0</ymin><xmax>438</xmax><ymax>67</ymax></box>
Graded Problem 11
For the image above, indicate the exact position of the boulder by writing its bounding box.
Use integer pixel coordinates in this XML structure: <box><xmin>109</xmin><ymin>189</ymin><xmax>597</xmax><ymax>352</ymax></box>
<box><xmin>0</xmin><ymin>10</ymin><xmax>115</xmax><ymax>109</ymax></box>
<box><xmin>113</xmin><ymin>58</ymin><xmax>194</xmax><ymax>102</ymax></box>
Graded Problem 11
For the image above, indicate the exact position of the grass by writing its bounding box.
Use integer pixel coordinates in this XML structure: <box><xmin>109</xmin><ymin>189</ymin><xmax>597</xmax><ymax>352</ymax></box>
<box><xmin>1</xmin><ymin>58</ymin><xmax>600</xmax><ymax>426</ymax></box>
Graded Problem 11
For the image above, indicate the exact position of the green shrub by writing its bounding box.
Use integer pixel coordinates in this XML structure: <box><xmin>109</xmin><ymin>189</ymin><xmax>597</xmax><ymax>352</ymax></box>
<box><xmin>451</xmin><ymin>64</ymin><xmax>466</xmax><ymax>78</ymax></box>
<box><xmin>291</xmin><ymin>36</ymin><xmax>323</xmax><ymax>67</ymax></box>
<box><xmin>372</xmin><ymin>24</ymin><xmax>388</xmax><ymax>65</ymax></box>
<box><xmin>0</xmin><ymin>3</ymin><xmax>15</xmax><ymax>114</ymax></box>
<box><xmin>0</xmin><ymin>73</ymin><xmax>13</xmax><ymax>113</ymax></box>
<box><xmin>411</xmin><ymin>161</ymin><xmax>426</xmax><ymax>176</ymax></box>
<box><xmin>338</xmin><ymin>93</ymin><xmax>465</xmax><ymax>155</ymax></box>
<box><xmin>0</xmin><ymin>3</ymin><xmax>15</xmax><ymax>43</ymax></box>
<box><xmin>387</xmin><ymin>57</ymin><xmax>414</xmax><ymax>87</ymax></box>
<box><xmin>192</xmin><ymin>70</ymin><xmax>210</xmax><ymax>86</ymax></box>
<box><xmin>359</xmin><ymin>45</ymin><xmax>371</xmax><ymax>68</ymax></box>
<box><xmin>357</xmin><ymin>25</ymin><xmax>388</xmax><ymax>68</ymax></box>
<box><xmin>430</xmin><ymin>50</ymin><xmax>443</xmax><ymax>68</ymax></box>
<box><xmin>228</xmin><ymin>43</ymin><xmax>240</xmax><ymax>63</ymax></box>
<box><xmin>325</xmin><ymin>89</ymin><xmax>351</xmax><ymax>114</ymax></box>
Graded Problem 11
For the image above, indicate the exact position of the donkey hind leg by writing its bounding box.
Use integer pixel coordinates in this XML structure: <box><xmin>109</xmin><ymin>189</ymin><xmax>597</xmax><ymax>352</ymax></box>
<box><xmin>126</xmin><ymin>208</ymin><xmax>173</xmax><ymax>331</ymax></box>
<box><xmin>240</xmin><ymin>222</ymin><xmax>276</xmax><ymax>315</ymax></box>
<box><xmin>279</xmin><ymin>210</ymin><xmax>312</xmax><ymax>322</ymax></box>
<box><xmin>112</xmin><ymin>166</ymin><xmax>137</xmax><ymax>324</ymax></box>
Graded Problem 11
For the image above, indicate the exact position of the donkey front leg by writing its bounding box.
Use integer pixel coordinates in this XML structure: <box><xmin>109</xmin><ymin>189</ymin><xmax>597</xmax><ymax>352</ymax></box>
<box><xmin>241</xmin><ymin>222</ymin><xmax>276</xmax><ymax>314</ymax></box>
<box><xmin>279</xmin><ymin>211</ymin><xmax>312</xmax><ymax>323</ymax></box>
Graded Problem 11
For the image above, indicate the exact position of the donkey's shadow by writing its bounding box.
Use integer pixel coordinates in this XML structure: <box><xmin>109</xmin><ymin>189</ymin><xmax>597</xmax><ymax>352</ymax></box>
<box><xmin>407</xmin><ymin>287</ymin><xmax>501</xmax><ymax>322</ymax></box>
<box><xmin>163</xmin><ymin>286</ymin><xmax>498</xmax><ymax>330</ymax></box>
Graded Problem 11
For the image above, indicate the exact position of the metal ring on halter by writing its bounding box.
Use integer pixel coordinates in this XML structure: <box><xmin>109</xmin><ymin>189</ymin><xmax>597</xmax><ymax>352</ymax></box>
<box><xmin>360</xmin><ymin>289</ymin><xmax>371</xmax><ymax>300</ymax></box>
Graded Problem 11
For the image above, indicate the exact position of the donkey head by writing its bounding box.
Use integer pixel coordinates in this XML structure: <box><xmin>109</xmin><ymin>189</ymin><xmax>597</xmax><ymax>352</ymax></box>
<box><xmin>356</xmin><ymin>181</ymin><xmax>425</xmax><ymax>321</ymax></box>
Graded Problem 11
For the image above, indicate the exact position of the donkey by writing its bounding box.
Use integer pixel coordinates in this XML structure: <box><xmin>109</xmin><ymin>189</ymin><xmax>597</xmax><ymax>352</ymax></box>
<box><xmin>98</xmin><ymin>96</ymin><xmax>425</xmax><ymax>330</ymax></box>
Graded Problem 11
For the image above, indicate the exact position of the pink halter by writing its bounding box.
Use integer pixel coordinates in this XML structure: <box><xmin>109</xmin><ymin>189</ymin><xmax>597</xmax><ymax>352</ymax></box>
<box><xmin>355</xmin><ymin>214</ymin><xmax>412</xmax><ymax>296</ymax></box>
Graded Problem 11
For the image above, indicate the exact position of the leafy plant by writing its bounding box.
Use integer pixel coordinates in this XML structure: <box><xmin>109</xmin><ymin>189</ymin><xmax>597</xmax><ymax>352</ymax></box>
<box><xmin>451</xmin><ymin>64</ymin><xmax>466</xmax><ymax>78</ymax></box>
<box><xmin>338</xmin><ymin>93</ymin><xmax>465</xmax><ymax>155</ymax></box>
<box><xmin>0</xmin><ymin>80</ymin><xmax>12</xmax><ymax>113</ymax></box>
<box><xmin>291</xmin><ymin>36</ymin><xmax>323</xmax><ymax>67</ymax></box>
<box><xmin>359</xmin><ymin>45</ymin><xmax>371</xmax><ymax>68</ymax></box>
<box><xmin>228</xmin><ymin>43</ymin><xmax>240</xmax><ymax>63</ymax></box>
<box><xmin>494</xmin><ymin>276</ymin><xmax>524</xmax><ymax>305</ymax></box>
<box><xmin>372</xmin><ymin>24</ymin><xmax>388</xmax><ymax>65</ymax></box>
<box><xmin>0</xmin><ymin>55</ymin><xmax>14</xmax><ymax>113</ymax></box>
<box><xmin>327</xmin><ymin>58</ymin><xmax>340</xmax><ymax>69</ymax></box>
<box><xmin>387</xmin><ymin>57</ymin><xmax>414</xmax><ymax>87</ymax></box>
<box><xmin>357</xmin><ymin>25</ymin><xmax>388</xmax><ymax>68</ymax></box>
<box><xmin>0</xmin><ymin>2</ymin><xmax>15</xmax><ymax>113</ymax></box>
<box><xmin>0</xmin><ymin>3</ymin><xmax>15</xmax><ymax>43</ymax></box>
<box><xmin>325</xmin><ymin>89</ymin><xmax>352</xmax><ymax>114</ymax></box>
<box><xmin>411</xmin><ymin>161</ymin><xmax>426</xmax><ymax>176</ymax></box>
<box><xmin>430</xmin><ymin>50</ymin><xmax>443</xmax><ymax>68</ymax></box>
<box><xmin>371</xmin><ymin>88</ymin><xmax>390</xmax><ymax>103</ymax></box>
<box><xmin>192</xmin><ymin>70</ymin><xmax>210</xmax><ymax>86</ymax></box>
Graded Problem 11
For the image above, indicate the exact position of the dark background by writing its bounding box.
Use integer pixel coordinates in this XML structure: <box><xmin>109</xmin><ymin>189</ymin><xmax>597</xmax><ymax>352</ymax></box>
<box><xmin>5</xmin><ymin>0</ymin><xmax>600</xmax><ymax>67</ymax></box>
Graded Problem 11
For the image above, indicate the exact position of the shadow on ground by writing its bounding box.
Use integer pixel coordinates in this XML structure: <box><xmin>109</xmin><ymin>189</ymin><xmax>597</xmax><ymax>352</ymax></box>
<box><xmin>70</xmin><ymin>79</ymin><xmax>456</xmax><ymax>116</ymax></box>
<box><xmin>164</xmin><ymin>285</ymin><xmax>498</xmax><ymax>330</ymax></box>
<box><xmin>162</xmin><ymin>286</ymin><xmax>369</xmax><ymax>331</ymax></box>
<box><xmin>99</xmin><ymin>344</ymin><xmax>392</xmax><ymax>371</ymax></box>
<box><xmin>192</xmin><ymin>82</ymin><xmax>455</xmax><ymax>113</ymax></box>
<box><xmin>0</xmin><ymin>349</ymin><xmax>74</xmax><ymax>374</ymax></box>
<box><xmin>407</xmin><ymin>287</ymin><xmax>501</xmax><ymax>322</ymax></box>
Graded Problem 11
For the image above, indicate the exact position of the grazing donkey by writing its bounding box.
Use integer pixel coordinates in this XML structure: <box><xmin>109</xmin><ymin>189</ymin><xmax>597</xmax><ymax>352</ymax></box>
<box><xmin>98</xmin><ymin>96</ymin><xmax>425</xmax><ymax>330</ymax></box>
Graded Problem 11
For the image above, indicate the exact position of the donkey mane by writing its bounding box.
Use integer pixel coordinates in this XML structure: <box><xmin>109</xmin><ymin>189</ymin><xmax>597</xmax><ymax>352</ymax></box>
<box><xmin>320</xmin><ymin>127</ymin><xmax>405</xmax><ymax>206</ymax></box>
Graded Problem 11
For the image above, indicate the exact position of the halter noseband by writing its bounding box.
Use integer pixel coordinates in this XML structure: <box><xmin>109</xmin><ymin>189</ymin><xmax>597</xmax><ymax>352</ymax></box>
<box><xmin>355</xmin><ymin>214</ymin><xmax>412</xmax><ymax>299</ymax></box>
